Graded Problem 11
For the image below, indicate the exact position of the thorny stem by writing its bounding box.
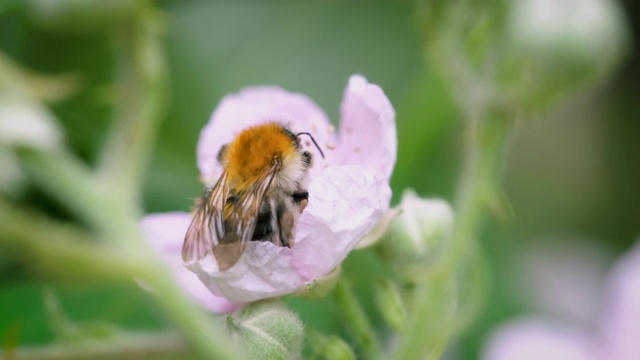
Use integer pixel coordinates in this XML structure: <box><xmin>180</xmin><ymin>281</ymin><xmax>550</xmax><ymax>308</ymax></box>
<box><xmin>0</xmin><ymin>197</ymin><xmax>242</xmax><ymax>360</ymax></box>
<box><xmin>4</xmin><ymin>332</ymin><xmax>190</xmax><ymax>360</ymax></box>
<box><xmin>0</xmin><ymin>200</ymin><xmax>150</xmax><ymax>281</ymax></box>
<box><xmin>333</xmin><ymin>278</ymin><xmax>382</xmax><ymax>360</ymax></box>
<box><xmin>139</xmin><ymin>265</ymin><xmax>244</xmax><ymax>360</ymax></box>
<box><xmin>452</xmin><ymin>113</ymin><xmax>510</xmax><ymax>252</ymax></box>
<box><xmin>98</xmin><ymin>11</ymin><xmax>168</xmax><ymax>206</ymax></box>
<box><xmin>16</xmin><ymin>149</ymin><xmax>118</xmax><ymax>236</ymax></box>
<box><xmin>393</xmin><ymin>113</ymin><xmax>510</xmax><ymax>359</ymax></box>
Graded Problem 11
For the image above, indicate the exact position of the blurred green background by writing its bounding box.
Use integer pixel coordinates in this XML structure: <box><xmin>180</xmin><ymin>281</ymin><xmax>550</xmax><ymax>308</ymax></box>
<box><xmin>1</xmin><ymin>1</ymin><xmax>638</xmax><ymax>359</ymax></box>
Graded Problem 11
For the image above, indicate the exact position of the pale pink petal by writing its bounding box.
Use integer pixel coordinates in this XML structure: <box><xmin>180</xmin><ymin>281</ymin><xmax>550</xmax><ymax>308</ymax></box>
<box><xmin>516</xmin><ymin>238</ymin><xmax>612</xmax><ymax>328</ymax></box>
<box><xmin>292</xmin><ymin>165</ymin><xmax>387</xmax><ymax>280</ymax></box>
<box><xmin>482</xmin><ymin>319</ymin><xmax>596</xmax><ymax>360</ymax></box>
<box><xmin>599</xmin><ymin>242</ymin><xmax>640</xmax><ymax>360</ymax></box>
<box><xmin>336</xmin><ymin>74</ymin><xmax>397</xmax><ymax>180</ymax></box>
<box><xmin>186</xmin><ymin>165</ymin><xmax>385</xmax><ymax>302</ymax></box>
<box><xmin>197</xmin><ymin>87</ymin><xmax>336</xmax><ymax>186</ymax></box>
<box><xmin>140</xmin><ymin>213</ymin><xmax>241</xmax><ymax>313</ymax></box>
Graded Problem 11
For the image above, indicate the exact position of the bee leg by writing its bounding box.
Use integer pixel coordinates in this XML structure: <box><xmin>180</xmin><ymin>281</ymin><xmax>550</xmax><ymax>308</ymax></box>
<box><xmin>276</xmin><ymin>201</ymin><xmax>295</xmax><ymax>248</ymax></box>
<box><xmin>302</xmin><ymin>151</ymin><xmax>312</xmax><ymax>168</ymax></box>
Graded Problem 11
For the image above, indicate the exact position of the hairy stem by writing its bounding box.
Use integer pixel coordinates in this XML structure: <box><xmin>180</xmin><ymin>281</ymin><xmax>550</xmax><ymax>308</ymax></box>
<box><xmin>393</xmin><ymin>113</ymin><xmax>510</xmax><ymax>359</ymax></box>
<box><xmin>0</xmin><ymin>200</ymin><xmax>148</xmax><ymax>280</ymax></box>
<box><xmin>139</xmin><ymin>266</ymin><xmax>244</xmax><ymax>360</ymax></box>
<box><xmin>98</xmin><ymin>11</ymin><xmax>168</xmax><ymax>207</ymax></box>
<box><xmin>16</xmin><ymin>149</ymin><xmax>116</xmax><ymax>234</ymax></box>
<box><xmin>5</xmin><ymin>332</ymin><xmax>189</xmax><ymax>360</ymax></box>
<box><xmin>333</xmin><ymin>278</ymin><xmax>382</xmax><ymax>360</ymax></box>
<box><xmin>452</xmin><ymin>114</ymin><xmax>510</xmax><ymax>252</ymax></box>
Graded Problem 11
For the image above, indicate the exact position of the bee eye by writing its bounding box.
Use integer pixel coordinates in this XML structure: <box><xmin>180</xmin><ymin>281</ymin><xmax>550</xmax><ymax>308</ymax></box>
<box><xmin>291</xmin><ymin>191</ymin><xmax>309</xmax><ymax>203</ymax></box>
<box><xmin>217</xmin><ymin>144</ymin><xmax>229</xmax><ymax>164</ymax></box>
<box><xmin>302</xmin><ymin>151</ymin><xmax>312</xmax><ymax>167</ymax></box>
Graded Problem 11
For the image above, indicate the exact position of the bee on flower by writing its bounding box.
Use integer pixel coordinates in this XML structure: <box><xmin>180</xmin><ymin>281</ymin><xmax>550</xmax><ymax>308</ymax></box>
<box><xmin>142</xmin><ymin>74</ymin><xmax>396</xmax><ymax>305</ymax></box>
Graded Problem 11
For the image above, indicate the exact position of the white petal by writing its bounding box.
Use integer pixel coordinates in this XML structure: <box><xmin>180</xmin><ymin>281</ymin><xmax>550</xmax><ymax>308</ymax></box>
<box><xmin>292</xmin><ymin>165</ymin><xmax>387</xmax><ymax>280</ymax></box>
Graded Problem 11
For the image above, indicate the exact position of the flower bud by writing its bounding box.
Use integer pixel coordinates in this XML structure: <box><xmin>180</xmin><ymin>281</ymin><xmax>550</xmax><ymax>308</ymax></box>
<box><xmin>0</xmin><ymin>53</ymin><xmax>62</xmax><ymax>150</ymax></box>
<box><xmin>506</xmin><ymin>0</ymin><xmax>629</xmax><ymax>111</ymax></box>
<box><xmin>227</xmin><ymin>300</ymin><xmax>304</xmax><ymax>360</ymax></box>
<box><xmin>0</xmin><ymin>53</ymin><xmax>63</xmax><ymax>192</ymax></box>
<box><xmin>376</xmin><ymin>189</ymin><xmax>454</xmax><ymax>283</ymax></box>
<box><xmin>510</xmin><ymin>0</ymin><xmax>627</xmax><ymax>64</ymax></box>
<box><xmin>307</xmin><ymin>329</ymin><xmax>355</xmax><ymax>360</ymax></box>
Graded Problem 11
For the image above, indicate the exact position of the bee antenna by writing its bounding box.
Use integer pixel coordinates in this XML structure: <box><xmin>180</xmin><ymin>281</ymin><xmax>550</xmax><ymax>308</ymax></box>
<box><xmin>296</xmin><ymin>132</ymin><xmax>325</xmax><ymax>159</ymax></box>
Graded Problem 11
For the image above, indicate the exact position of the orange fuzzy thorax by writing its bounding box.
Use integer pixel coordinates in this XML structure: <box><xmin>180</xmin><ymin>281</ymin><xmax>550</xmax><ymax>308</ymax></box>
<box><xmin>224</xmin><ymin>122</ymin><xmax>297</xmax><ymax>188</ymax></box>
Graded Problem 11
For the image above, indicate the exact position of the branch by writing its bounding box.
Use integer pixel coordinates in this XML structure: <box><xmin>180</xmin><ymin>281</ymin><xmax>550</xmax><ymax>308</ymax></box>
<box><xmin>0</xmin><ymin>200</ymin><xmax>149</xmax><ymax>281</ymax></box>
<box><xmin>3</xmin><ymin>332</ymin><xmax>189</xmax><ymax>360</ymax></box>
<box><xmin>333</xmin><ymin>278</ymin><xmax>382</xmax><ymax>360</ymax></box>
<box><xmin>98</xmin><ymin>11</ymin><xmax>168</xmax><ymax>205</ymax></box>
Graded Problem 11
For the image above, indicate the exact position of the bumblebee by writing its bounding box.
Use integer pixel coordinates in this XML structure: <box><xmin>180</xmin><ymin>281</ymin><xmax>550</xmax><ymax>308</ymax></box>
<box><xmin>182</xmin><ymin>122</ymin><xmax>323</xmax><ymax>271</ymax></box>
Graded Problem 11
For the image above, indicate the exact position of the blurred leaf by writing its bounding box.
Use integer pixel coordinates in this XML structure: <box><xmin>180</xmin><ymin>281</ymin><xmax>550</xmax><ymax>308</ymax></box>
<box><xmin>0</xmin><ymin>0</ymin><xmax>22</xmax><ymax>16</ymax></box>
<box><xmin>0</xmin><ymin>281</ymin><xmax>168</xmax><ymax>345</ymax></box>
<box><xmin>43</xmin><ymin>289</ymin><xmax>122</xmax><ymax>342</ymax></box>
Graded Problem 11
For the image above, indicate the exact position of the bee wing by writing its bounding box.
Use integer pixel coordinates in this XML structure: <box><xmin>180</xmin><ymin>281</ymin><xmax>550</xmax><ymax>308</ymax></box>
<box><xmin>214</xmin><ymin>159</ymin><xmax>281</xmax><ymax>270</ymax></box>
<box><xmin>182</xmin><ymin>170</ymin><xmax>230</xmax><ymax>263</ymax></box>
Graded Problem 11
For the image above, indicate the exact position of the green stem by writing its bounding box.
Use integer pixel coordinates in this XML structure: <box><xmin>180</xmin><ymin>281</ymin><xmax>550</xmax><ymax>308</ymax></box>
<box><xmin>5</xmin><ymin>332</ymin><xmax>189</xmax><ymax>360</ymax></box>
<box><xmin>98</xmin><ymin>10</ymin><xmax>167</xmax><ymax>206</ymax></box>
<box><xmin>140</xmin><ymin>266</ymin><xmax>244</xmax><ymax>360</ymax></box>
<box><xmin>452</xmin><ymin>114</ymin><xmax>510</xmax><ymax>252</ymax></box>
<box><xmin>393</xmin><ymin>113</ymin><xmax>510</xmax><ymax>360</ymax></box>
<box><xmin>0</xmin><ymin>200</ymin><xmax>149</xmax><ymax>281</ymax></box>
<box><xmin>0</xmin><ymin>198</ymin><xmax>244</xmax><ymax>359</ymax></box>
<box><xmin>333</xmin><ymin>278</ymin><xmax>382</xmax><ymax>360</ymax></box>
<box><xmin>16</xmin><ymin>149</ymin><xmax>114</xmax><ymax>232</ymax></box>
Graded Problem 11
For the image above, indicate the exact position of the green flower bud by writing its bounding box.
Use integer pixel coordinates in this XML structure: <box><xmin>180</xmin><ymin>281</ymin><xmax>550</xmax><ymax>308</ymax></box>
<box><xmin>376</xmin><ymin>189</ymin><xmax>454</xmax><ymax>283</ymax></box>
<box><xmin>418</xmin><ymin>0</ymin><xmax>630</xmax><ymax>117</ymax></box>
<box><xmin>227</xmin><ymin>300</ymin><xmax>304</xmax><ymax>360</ymax></box>
<box><xmin>375</xmin><ymin>276</ymin><xmax>407</xmax><ymax>332</ymax></box>
<box><xmin>0</xmin><ymin>52</ymin><xmax>64</xmax><ymax>193</ymax></box>
<box><xmin>505</xmin><ymin>0</ymin><xmax>630</xmax><ymax>111</ymax></box>
<box><xmin>307</xmin><ymin>329</ymin><xmax>355</xmax><ymax>360</ymax></box>
<box><xmin>0</xmin><ymin>53</ymin><xmax>63</xmax><ymax>150</ymax></box>
<box><xmin>510</xmin><ymin>0</ymin><xmax>627</xmax><ymax>67</ymax></box>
